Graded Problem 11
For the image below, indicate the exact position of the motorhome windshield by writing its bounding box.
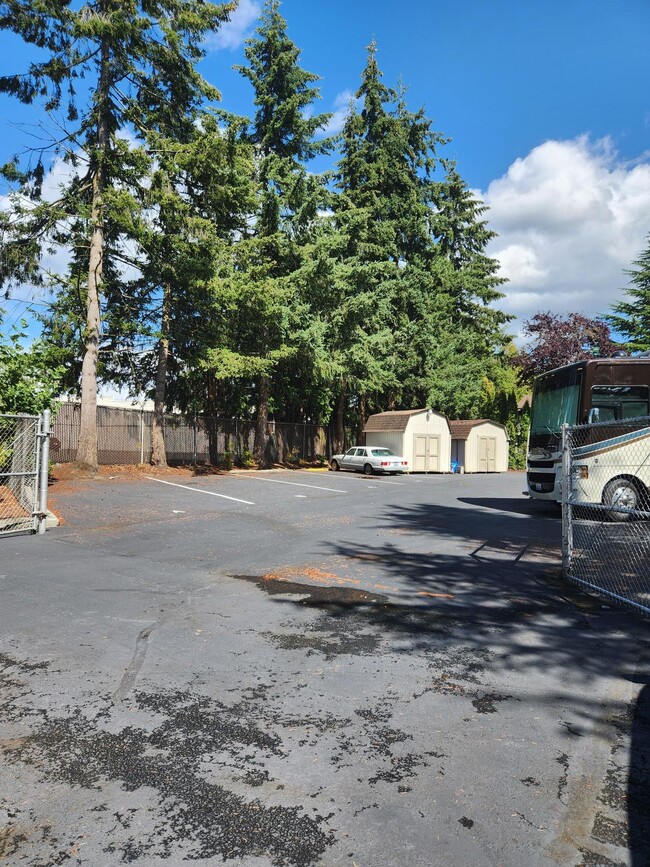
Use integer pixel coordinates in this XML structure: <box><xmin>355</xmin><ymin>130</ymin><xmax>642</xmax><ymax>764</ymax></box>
<box><xmin>530</xmin><ymin>370</ymin><xmax>582</xmax><ymax>436</ymax></box>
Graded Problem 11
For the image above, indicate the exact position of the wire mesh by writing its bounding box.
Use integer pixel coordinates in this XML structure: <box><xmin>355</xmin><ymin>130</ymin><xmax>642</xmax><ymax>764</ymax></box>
<box><xmin>51</xmin><ymin>403</ymin><xmax>332</xmax><ymax>467</ymax></box>
<box><xmin>564</xmin><ymin>415</ymin><xmax>650</xmax><ymax>615</ymax></box>
<box><xmin>0</xmin><ymin>413</ymin><xmax>40</xmax><ymax>535</ymax></box>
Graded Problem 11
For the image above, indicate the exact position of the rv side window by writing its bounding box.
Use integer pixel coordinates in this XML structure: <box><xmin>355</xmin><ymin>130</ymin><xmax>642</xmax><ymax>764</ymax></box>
<box><xmin>590</xmin><ymin>385</ymin><xmax>650</xmax><ymax>421</ymax></box>
<box><xmin>622</xmin><ymin>400</ymin><xmax>649</xmax><ymax>419</ymax></box>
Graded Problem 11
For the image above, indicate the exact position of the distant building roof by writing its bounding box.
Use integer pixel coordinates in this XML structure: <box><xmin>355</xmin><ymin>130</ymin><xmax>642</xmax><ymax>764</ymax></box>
<box><xmin>364</xmin><ymin>408</ymin><xmax>448</xmax><ymax>434</ymax></box>
<box><xmin>57</xmin><ymin>395</ymin><xmax>155</xmax><ymax>411</ymax></box>
<box><xmin>449</xmin><ymin>419</ymin><xmax>509</xmax><ymax>440</ymax></box>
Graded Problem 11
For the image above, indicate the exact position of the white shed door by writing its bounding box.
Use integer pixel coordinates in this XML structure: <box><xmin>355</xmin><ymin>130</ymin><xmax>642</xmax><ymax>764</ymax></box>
<box><xmin>413</xmin><ymin>434</ymin><xmax>440</xmax><ymax>472</ymax></box>
<box><xmin>478</xmin><ymin>437</ymin><xmax>496</xmax><ymax>472</ymax></box>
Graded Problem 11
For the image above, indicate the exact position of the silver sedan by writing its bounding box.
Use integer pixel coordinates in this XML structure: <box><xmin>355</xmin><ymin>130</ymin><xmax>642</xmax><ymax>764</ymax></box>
<box><xmin>329</xmin><ymin>446</ymin><xmax>409</xmax><ymax>475</ymax></box>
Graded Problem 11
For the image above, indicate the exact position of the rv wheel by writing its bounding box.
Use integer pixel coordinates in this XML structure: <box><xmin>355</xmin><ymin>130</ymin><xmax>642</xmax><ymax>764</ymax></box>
<box><xmin>603</xmin><ymin>478</ymin><xmax>639</xmax><ymax>522</ymax></box>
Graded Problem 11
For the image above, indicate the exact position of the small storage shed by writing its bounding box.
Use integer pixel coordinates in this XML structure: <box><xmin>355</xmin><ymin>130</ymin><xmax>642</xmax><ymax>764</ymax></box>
<box><xmin>448</xmin><ymin>419</ymin><xmax>509</xmax><ymax>473</ymax></box>
<box><xmin>364</xmin><ymin>409</ymin><xmax>452</xmax><ymax>472</ymax></box>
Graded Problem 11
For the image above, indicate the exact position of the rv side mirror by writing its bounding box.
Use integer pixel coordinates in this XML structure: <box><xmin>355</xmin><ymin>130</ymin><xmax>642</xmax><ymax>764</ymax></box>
<box><xmin>588</xmin><ymin>407</ymin><xmax>600</xmax><ymax>423</ymax></box>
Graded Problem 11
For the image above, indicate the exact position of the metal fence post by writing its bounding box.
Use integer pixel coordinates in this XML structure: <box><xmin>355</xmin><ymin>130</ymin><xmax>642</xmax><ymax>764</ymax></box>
<box><xmin>561</xmin><ymin>423</ymin><xmax>573</xmax><ymax>578</ymax></box>
<box><xmin>140</xmin><ymin>407</ymin><xmax>145</xmax><ymax>465</ymax></box>
<box><xmin>38</xmin><ymin>409</ymin><xmax>51</xmax><ymax>535</ymax></box>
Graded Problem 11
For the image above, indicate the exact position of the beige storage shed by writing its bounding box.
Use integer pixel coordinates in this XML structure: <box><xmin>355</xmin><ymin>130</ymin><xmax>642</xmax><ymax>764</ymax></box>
<box><xmin>449</xmin><ymin>419</ymin><xmax>509</xmax><ymax>473</ymax></box>
<box><xmin>364</xmin><ymin>409</ymin><xmax>452</xmax><ymax>473</ymax></box>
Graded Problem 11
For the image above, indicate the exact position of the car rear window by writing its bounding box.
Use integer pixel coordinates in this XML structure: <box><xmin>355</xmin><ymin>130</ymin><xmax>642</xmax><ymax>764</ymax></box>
<box><xmin>370</xmin><ymin>448</ymin><xmax>395</xmax><ymax>456</ymax></box>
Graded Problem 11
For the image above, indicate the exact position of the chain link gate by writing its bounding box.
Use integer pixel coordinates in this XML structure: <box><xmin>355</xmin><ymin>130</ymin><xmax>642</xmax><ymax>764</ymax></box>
<box><xmin>0</xmin><ymin>411</ymin><xmax>51</xmax><ymax>536</ymax></box>
<box><xmin>562</xmin><ymin>415</ymin><xmax>650</xmax><ymax>616</ymax></box>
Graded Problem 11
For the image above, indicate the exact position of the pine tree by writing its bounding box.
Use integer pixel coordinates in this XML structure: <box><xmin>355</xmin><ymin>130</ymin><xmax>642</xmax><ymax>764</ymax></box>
<box><xmin>209</xmin><ymin>0</ymin><xmax>330</xmax><ymax>465</ymax></box>
<box><xmin>0</xmin><ymin>0</ymin><xmax>236</xmax><ymax>470</ymax></box>
<box><xmin>606</xmin><ymin>235</ymin><xmax>650</xmax><ymax>353</ymax></box>
<box><xmin>327</xmin><ymin>42</ymin><xmax>407</xmax><ymax>446</ymax></box>
<box><xmin>328</xmin><ymin>42</ymin><xmax>512</xmax><ymax>432</ymax></box>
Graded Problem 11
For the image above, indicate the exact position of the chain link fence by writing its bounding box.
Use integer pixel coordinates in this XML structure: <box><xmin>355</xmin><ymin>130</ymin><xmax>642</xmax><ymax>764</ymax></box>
<box><xmin>51</xmin><ymin>403</ymin><xmax>333</xmax><ymax>467</ymax></box>
<box><xmin>0</xmin><ymin>412</ymin><xmax>50</xmax><ymax>536</ymax></box>
<box><xmin>562</xmin><ymin>415</ymin><xmax>650</xmax><ymax>616</ymax></box>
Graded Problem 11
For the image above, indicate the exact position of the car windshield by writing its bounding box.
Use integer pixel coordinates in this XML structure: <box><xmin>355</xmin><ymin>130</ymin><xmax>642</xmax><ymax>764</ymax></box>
<box><xmin>370</xmin><ymin>448</ymin><xmax>395</xmax><ymax>456</ymax></box>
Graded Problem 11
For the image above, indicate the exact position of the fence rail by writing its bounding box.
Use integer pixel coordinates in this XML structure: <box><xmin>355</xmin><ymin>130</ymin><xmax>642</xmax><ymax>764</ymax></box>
<box><xmin>562</xmin><ymin>415</ymin><xmax>650</xmax><ymax>616</ymax></box>
<box><xmin>51</xmin><ymin>403</ymin><xmax>333</xmax><ymax>467</ymax></box>
<box><xmin>0</xmin><ymin>412</ymin><xmax>50</xmax><ymax>537</ymax></box>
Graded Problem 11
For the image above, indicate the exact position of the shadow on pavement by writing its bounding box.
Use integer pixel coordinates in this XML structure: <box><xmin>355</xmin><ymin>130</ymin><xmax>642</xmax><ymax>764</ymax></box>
<box><xmin>458</xmin><ymin>496</ymin><xmax>559</xmax><ymax>519</ymax></box>
<box><xmin>628</xmin><ymin>679</ymin><xmax>650</xmax><ymax>865</ymax></box>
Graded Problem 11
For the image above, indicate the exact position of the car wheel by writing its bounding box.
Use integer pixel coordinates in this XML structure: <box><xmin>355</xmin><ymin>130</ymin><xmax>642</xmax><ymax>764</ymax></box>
<box><xmin>331</xmin><ymin>460</ymin><xmax>340</xmax><ymax>471</ymax></box>
<box><xmin>603</xmin><ymin>478</ymin><xmax>639</xmax><ymax>522</ymax></box>
<box><xmin>363</xmin><ymin>463</ymin><xmax>373</xmax><ymax>476</ymax></box>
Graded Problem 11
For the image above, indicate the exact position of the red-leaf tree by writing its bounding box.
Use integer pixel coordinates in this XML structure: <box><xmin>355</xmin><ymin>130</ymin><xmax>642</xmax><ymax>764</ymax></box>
<box><xmin>513</xmin><ymin>312</ymin><xmax>619</xmax><ymax>381</ymax></box>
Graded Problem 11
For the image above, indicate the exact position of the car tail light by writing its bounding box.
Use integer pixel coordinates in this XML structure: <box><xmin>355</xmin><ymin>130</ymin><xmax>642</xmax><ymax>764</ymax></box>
<box><xmin>381</xmin><ymin>461</ymin><xmax>389</xmax><ymax>466</ymax></box>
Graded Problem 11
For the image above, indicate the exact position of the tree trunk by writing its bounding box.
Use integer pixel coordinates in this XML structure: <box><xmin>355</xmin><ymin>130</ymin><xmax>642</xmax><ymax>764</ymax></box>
<box><xmin>334</xmin><ymin>388</ymin><xmax>346</xmax><ymax>453</ymax></box>
<box><xmin>151</xmin><ymin>283</ymin><xmax>171</xmax><ymax>467</ymax></box>
<box><xmin>206</xmin><ymin>373</ymin><xmax>219</xmax><ymax>465</ymax></box>
<box><xmin>357</xmin><ymin>393</ymin><xmax>367</xmax><ymax>444</ymax></box>
<box><xmin>75</xmin><ymin>41</ymin><xmax>110</xmax><ymax>472</ymax></box>
<box><xmin>253</xmin><ymin>374</ymin><xmax>270</xmax><ymax>466</ymax></box>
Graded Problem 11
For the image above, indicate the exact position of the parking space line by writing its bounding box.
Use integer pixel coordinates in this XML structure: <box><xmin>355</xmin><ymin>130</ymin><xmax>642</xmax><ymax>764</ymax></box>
<box><xmin>241</xmin><ymin>477</ymin><xmax>348</xmax><ymax>493</ymax></box>
<box><xmin>146</xmin><ymin>477</ymin><xmax>255</xmax><ymax>505</ymax></box>
<box><xmin>293</xmin><ymin>470</ymin><xmax>407</xmax><ymax>486</ymax></box>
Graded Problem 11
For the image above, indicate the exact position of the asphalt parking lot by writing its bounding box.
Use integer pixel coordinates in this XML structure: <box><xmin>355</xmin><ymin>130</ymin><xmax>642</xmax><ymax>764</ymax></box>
<box><xmin>1</xmin><ymin>468</ymin><xmax>649</xmax><ymax>866</ymax></box>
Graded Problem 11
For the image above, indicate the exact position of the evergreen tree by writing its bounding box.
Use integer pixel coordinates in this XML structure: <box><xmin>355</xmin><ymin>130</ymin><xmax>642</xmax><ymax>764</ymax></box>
<box><xmin>327</xmin><ymin>42</ymin><xmax>511</xmax><ymax>440</ymax></box>
<box><xmin>206</xmin><ymin>0</ymin><xmax>330</xmax><ymax>464</ymax></box>
<box><xmin>606</xmin><ymin>235</ymin><xmax>650</xmax><ymax>353</ymax></box>
<box><xmin>0</xmin><ymin>0</ymin><xmax>236</xmax><ymax>470</ymax></box>
<box><xmin>327</xmin><ymin>43</ymin><xmax>408</xmax><ymax>447</ymax></box>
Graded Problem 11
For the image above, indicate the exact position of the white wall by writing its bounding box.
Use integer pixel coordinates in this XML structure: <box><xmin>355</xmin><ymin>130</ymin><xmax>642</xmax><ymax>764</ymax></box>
<box><xmin>464</xmin><ymin>422</ymin><xmax>509</xmax><ymax>472</ymax></box>
<box><xmin>404</xmin><ymin>411</ymin><xmax>451</xmax><ymax>472</ymax></box>
<box><xmin>366</xmin><ymin>411</ymin><xmax>452</xmax><ymax>471</ymax></box>
<box><xmin>365</xmin><ymin>431</ymin><xmax>404</xmax><ymax>456</ymax></box>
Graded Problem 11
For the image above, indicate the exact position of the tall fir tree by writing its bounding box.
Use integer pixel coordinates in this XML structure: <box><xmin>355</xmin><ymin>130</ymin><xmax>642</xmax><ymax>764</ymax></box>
<box><xmin>327</xmin><ymin>42</ymin><xmax>407</xmax><ymax>447</ymax></box>
<box><xmin>0</xmin><ymin>0</ymin><xmax>236</xmax><ymax>470</ymax></box>
<box><xmin>326</xmin><ymin>42</ymin><xmax>511</xmax><ymax>437</ymax></box>
<box><xmin>206</xmin><ymin>0</ymin><xmax>330</xmax><ymax>464</ymax></box>
<box><xmin>606</xmin><ymin>235</ymin><xmax>650</xmax><ymax>353</ymax></box>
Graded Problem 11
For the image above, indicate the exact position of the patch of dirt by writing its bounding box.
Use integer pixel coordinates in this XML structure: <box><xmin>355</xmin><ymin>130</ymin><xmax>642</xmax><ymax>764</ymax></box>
<box><xmin>0</xmin><ymin>485</ymin><xmax>29</xmax><ymax>517</ymax></box>
<box><xmin>49</xmin><ymin>462</ymin><xmax>218</xmax><ymax>486</ymax></box>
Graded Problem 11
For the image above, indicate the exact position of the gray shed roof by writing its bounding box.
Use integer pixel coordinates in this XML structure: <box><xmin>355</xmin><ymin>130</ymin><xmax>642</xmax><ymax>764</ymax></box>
<box><xmin>364</xmin><ymin>408</ymin><xmax>448</xmax><ymax>434</ymax></box>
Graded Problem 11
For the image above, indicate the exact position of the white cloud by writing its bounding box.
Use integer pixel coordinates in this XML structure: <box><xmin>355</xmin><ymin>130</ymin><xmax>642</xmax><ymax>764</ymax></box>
<box><xmin>480</xmin><ymin>136</ymin><xmax>650</xmax><ymax>341</ymax></box>
<box><xmin>318</xmin><ymin>90</ymin><xmax>359</xmax><ymax>137</ymax></box>
<box><xmin>204</xmin><ymin>0</ymin><xmax>261</xmax><ymax>51</ymax></box>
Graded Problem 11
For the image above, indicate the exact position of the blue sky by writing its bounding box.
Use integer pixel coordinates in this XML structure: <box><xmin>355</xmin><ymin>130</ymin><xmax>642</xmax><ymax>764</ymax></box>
<box><xmin>1</xmin><ymin>0</ymin><xmax>649</xmax><ymax>343</ymax></box>
<box><xmin>203</xmin><ymin>0</ymin><xmax>650</xmax><ymax>190</ymax></box>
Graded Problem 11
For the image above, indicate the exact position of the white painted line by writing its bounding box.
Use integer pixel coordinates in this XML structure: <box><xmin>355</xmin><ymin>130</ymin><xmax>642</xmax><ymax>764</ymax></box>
<box><xmin>290</xmin><ymin>468</ymin><xmax>408</xmax><ymax>486</ymax></box>
<box><xmin>146</xmin><ymin>477</ymin><xmax>255</xmax><ymax>505</ymax></box>
<box><xmin>295</xmin><ymin>494</ymin><xmax>307</xmax><ymax>498</ymax></box>
<box><xmin>242</xmin><ymin>476</ymin><xmax>348</xmax><ymax>493</ymax></box>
